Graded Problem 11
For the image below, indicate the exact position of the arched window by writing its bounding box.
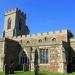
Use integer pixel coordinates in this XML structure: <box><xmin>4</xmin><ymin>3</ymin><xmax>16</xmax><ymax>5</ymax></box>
<box><xmin>38</xmin><ymin>39</ymin><xmax>42</xmax><ymax>43</ymax></box>
<box><xmin>20</xmin><ymin>54</ymin><xmax>27</xmax><ymax>64</ymax></box>
<box><xmin>44</xmin><ymin>37</ymin><xmax>47</xmax><ymax>41</ymax></box>
<box><xmin>7</xmin><ymin>18</ymin><xmax>11</xmax><ymax>29</ymax></box>
<box><xmin>19</xmin><ymin>20</ymin><xmax>22</xmax><ymax>31</ymax></box>
<box><xmin>26</xmin><ymin>41</ymin><xmax>30</xmax><ymax>44</ymax></box>
<box><xmin>19</xmin><ymin>51</ymin><xmax>28</xmax><ymax>65</ymax></box>
<box><xmin>52</xmin><ymin>38</ymin><xmax>56</xmax><ymax>41</ymax></box>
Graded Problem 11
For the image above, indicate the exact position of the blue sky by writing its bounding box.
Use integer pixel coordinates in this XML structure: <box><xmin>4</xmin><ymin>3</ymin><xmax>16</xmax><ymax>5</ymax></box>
<box><xmin>0</xmin><ymin>0</ymin><xmax>75</xmax><ymax>36</ymax></box>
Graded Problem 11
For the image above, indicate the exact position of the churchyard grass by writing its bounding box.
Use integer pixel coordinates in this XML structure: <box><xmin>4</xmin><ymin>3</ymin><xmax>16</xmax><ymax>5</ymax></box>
<box><xmin>0</xmin><ymin>71</ymin><xmax>75</xmax><ymax>75</ymax></box>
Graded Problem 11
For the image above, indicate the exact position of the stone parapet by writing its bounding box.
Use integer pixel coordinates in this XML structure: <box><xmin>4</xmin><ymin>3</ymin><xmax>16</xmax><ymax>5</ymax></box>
<box><xmin>12</xmin><ymin>29</ymin><xmax>68</xmax><ymax>39</ymax></box>
<box><xmin>5</xmin><ymin>8</ymin><xmax>26</xmax><ymax>17</ymax></box>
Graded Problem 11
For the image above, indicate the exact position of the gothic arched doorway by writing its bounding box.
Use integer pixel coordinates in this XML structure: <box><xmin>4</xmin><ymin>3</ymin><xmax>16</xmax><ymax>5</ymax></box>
<box><xmin>18</xmin><ymin>49</ymin><xmax>29</xmax><ymax>71</ymax></box>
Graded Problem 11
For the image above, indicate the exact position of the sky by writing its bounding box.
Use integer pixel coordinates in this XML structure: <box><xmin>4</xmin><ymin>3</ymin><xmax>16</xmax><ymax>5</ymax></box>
<box><xmin>0</xmin><ymin>0</ymin><xmax>75</xmax><ymax>36</ymax></box>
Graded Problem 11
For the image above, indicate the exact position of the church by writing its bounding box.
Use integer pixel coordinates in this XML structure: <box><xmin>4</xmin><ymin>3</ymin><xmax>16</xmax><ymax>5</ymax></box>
<box><xmin>0</xmin><ymin>8</ymin><xmax>75</xmax><ymax>73</ymax></box>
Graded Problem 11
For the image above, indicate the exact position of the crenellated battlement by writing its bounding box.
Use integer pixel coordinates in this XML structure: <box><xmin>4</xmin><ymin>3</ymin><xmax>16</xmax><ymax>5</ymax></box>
<box><xmin>5</xmin><ymin>8</ymin><xmax>26</xmax><ymax>16</ymax></box>
<box><xmin>12</xmin><ymin>29</ymin><xmax>68</xmax><ymax>39</ymax></box>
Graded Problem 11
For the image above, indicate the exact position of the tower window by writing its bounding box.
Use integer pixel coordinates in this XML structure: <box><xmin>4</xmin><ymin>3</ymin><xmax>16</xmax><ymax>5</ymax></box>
<box><xmin>7</xmin><ymin>18</ymin><xmax>11</xmax><ymax>29</ymax></box>
<box><xmin>19</xmin><ymin>20</ymin><xmax>22</xmax><ymax>31</ymax></box>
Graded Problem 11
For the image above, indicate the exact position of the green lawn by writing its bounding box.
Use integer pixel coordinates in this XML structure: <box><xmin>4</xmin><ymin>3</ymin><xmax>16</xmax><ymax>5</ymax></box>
<box><xmin>0</xmin><ymin>71</ymin><xmax>75</xmax><ymax>75</ymax></box>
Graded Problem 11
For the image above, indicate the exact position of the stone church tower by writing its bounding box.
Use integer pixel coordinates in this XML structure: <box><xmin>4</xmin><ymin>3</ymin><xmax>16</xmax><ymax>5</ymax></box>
<box><xmin>3</xmin><ymin>8</ymin><xmax>29</xmax><ymax>38</ymax></box>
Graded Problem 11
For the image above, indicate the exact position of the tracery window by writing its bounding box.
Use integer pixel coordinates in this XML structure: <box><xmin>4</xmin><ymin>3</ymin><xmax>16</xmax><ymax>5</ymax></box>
<box><xmin>39</xmin><ymin>49</ymin><xmax>48</xmax><ymax>64</ymax></box>
<box><xmin>20</xmin><ymin>52</ymin><xmax>27</xmax><ymax>64</ymax></box>
<box><xmin>7</xmin><ymin>18</ymin><xmax>11</xmax><ymax>29</ymax></box>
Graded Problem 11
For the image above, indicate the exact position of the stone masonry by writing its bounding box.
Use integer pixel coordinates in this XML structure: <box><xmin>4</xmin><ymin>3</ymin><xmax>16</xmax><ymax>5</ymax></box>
<box><xmin>0</xmin><ymin>8</ymin><xmax>75</xmax><ymax>73</ymax></box>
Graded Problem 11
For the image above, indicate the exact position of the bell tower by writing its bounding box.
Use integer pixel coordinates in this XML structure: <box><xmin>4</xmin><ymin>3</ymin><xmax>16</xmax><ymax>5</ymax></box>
<box><xmin>3</xmin><ymin>8</ymin><xmax>29</xmax><ymax>38</ymax></box>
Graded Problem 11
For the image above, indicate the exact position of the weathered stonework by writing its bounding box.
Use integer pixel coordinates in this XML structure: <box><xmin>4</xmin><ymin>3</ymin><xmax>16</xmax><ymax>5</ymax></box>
<box><xmin>0</xmin><ymin>38</ymin><xmax>5</xmax><ymax>71</ymax></box>
<box><xmin>0</xmin><ymin>8</ymin><xmax>75</xmax><ymax>73</ymax></box>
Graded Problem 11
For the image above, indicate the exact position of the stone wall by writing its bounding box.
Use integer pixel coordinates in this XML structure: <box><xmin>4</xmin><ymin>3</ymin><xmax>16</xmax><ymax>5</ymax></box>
<box><xmin>2</xmin><ymin>29</ymin><xmax>73</xmax><ymax>73</ymax></box>
<box><xmin>12</xmin><ymin>29</ymin><xmax>69</xmax><ymax>73</ymax></box>
<box><xmin>69</xmin><ymin>37</ymin><xmax>75</xmax><ymax>71</ymax></box>
<box><xmin>0</xmin><ymin>38</ymin><xmax>5</xmax><ymax>72</ymax></box>
<box><xmin>4</xmin><ymin>9</ymin><xmax>16</xmax><ymax>38</ymax></box>
<box><xmin>20</xmin><ymin>41</ymin><xmax>67</xmax><ymax>73</ymax></box>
